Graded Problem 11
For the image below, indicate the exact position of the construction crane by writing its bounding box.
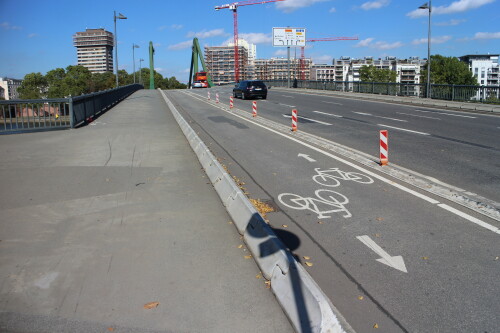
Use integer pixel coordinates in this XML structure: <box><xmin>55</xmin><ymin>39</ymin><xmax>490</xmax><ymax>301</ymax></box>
<box><xmin>215</xmin><ymin>0</ymin><xmax>285</xmax><ymax>82</ymax></box>
<box><xmin>299</xmin><ymin>36</ymin><xmax>359</xmax><ymax>80</ymax></box>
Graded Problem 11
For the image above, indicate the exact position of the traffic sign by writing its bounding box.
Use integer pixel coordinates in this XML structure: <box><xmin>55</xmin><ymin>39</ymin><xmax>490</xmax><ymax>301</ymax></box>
<box><xmin>273</xmin><ymin>27</ymin><xmax>306</xmax><ymax>47</ymax></box>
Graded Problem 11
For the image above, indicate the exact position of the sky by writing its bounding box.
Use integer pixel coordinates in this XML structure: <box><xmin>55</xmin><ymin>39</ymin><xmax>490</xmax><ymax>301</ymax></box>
<box><xmin>1</xmin><ymin>0</ymin><xmax>499</xmax><ymax>83</ymax></box>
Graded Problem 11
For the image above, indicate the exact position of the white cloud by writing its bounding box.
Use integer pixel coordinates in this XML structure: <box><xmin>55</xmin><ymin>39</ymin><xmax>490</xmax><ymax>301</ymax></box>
<box><xmin>28</xmin><ymin>33</ymin><xmax>38</xmax><ymax>38</ymax></box>
<box><xmin>168</xmin><ymin>40</ymin><xmax>192</xmax><ymax>50</ymax></box>
<box><xmin>221</xmin><ymin>33</ymin><xmax>273</xmax><ymax>46</ymax></box>
<box><xmin>407</xmin><ymin>0</ymin><xmax>495</xmax><ymax>18</ymax></box>
<box><xmin>1</xmin><ymin>22</ymin><xmax>22</xmax><ymax>30</ymax></box>
<box><xmin>158</xmin><ymin>26</ymin><xmax>167</xmax><ymax>31</ymax></box>
<box><xmin>329</xmin><ymin>7</ymin><xmax>337</xmax><ymax>13</ymax></box>
<box><xmin>312</xmin><ymin>55</ymin><xmax>333</xmax><ymax>64</ymax></box>
<box><xmin>276</xmin><ymin>0</ymin><xmax>329</xmax><ymax>13</ymax></box>
<box><xmin>274</xmin><ymin>49</ymin><xmax>288</xmax><ymax>56</ymax></box>
<box><xmin>155</xmin><ymin>67</ymin><xmax>165</xmax><ymax>73</ymax></box>
<box><xmin>355</xmin><ymin>38</ymin><xmax>403</xmax><ymax>50</ymax></box>
<box><xmin>412</xmin><ymin>35</ymin><xmax>452</xmax><ymax>45</ymax></box>
<box><xmin>472</xmin><ymin>31</ymin><xmax>500</xmax><ymax>39</ymax></box>
<box><xmin>435</xmin><ymin>19</ymin><xmax>466</xmax><ymax>26</ymax></box>
<box><xmin>171</xmin><ymin>24</ymin><xmax>183</xmax><ymax>30</ymax></box>
<box><xmin>360</xmin><ymin>0</ymin><xmax>390</xmax><ymax>10</ymax></box>
<box><xmin>187</xmin><ymin>29</ymin><xmax>228</xmax><ymax>39</ymax></box>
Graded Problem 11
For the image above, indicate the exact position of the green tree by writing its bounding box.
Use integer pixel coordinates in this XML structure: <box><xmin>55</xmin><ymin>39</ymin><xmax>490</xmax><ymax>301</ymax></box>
<box><xmin>18</xmin><ymin>72</ymin><xmax>48</xmax><ymax>99</ymax></box>
<box><xmin>91</xmin><ymin>72</ymin><xmax>115</xmax><ymax>92</ymax></box>
<box><xmin>360</xmin><ymin>65</ymin><xmax>397</xmax><ymax>82</ymax></box>
<box><xmin>62</xmin><ymin>65</ymin><xmax>92</xmax><ymax>96</ymax></box>
<box><xmin>421</xmin><ymin>55</ymin><xmax>477</xmax><ymax>85</ymax></box>
<box><xmin>45</xmin><ymin>68</ymin><xmax>67</xmax><ymax>98</ymax></box>
<box><xmin>118</xmin><ymin>69</ymin><xmax>133</xmax><ymax>86</ymax></box>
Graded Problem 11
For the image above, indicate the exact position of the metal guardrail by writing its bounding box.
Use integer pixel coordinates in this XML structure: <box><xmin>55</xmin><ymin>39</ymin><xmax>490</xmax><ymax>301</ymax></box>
<box><xmin>0</xmin><ymin>84</ymin><xmax>143</xmax><ymax>133</ymax></box>
<box><xmin>263</xmin><ymin>80</ymin><xmax>500</xmax><ymax>105</ymax></box>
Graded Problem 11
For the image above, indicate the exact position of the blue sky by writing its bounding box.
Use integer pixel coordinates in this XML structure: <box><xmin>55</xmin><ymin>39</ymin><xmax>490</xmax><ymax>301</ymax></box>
<box><xmin>1</xmin><ymin>0</ymin><xmax>499</xmax><ymax>83</ymax></box>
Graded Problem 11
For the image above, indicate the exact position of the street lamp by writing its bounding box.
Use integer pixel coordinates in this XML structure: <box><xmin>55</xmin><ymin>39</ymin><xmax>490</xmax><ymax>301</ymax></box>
<box><xmin>139</xmin><ymin>58</ymin><xmax>144</xmax><ymax>85</ymax></box>
<box><xmin>132</xmin><ymin>44</ymin><xmax>140</xmax><ymax>83</ymax></box>
<box><xmin>419</xmin><ymin>1</ymin><xmax>432</xmax><ymax>98</ymax></box>
<box><xmin>114</xmin><ymin>11</ymin><xmax>127</xmax><ymax>88</ymax></box>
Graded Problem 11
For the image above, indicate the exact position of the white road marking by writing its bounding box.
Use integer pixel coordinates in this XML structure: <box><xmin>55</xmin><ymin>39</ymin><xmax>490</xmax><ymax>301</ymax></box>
<box><xmin>181</xmin><ymin>91</ymin><xmax>500</xmax><ymax>235</ymax></box>
<box><xmin>298</xmin><ymin>153</ymin><xmax>316</xmax><ymax>162</ymax></box>
<box><xmin>279</xmin><ymin>103</ymin><xmax>296</xmax><ymax>108</ymax></box>
<box><xmin>353</xmin><ymin>111</ymin><xmax>407</xmax><ymax>122</ymax></box>
<box><xmin>322</xmin><ymin>101</ymin><xmax>343</xmax><ymax>105</ymax></box>
<box><xmin>281</xmin><ymin>95</ymin><xmax>295</xmax><ymax>98</ymax></box>
<box><xmin>377</xmin><ymin>124</ymin><xmax>430</xmax><ymax>135</ymax></box>
<box><xmin>397</xmin><ymin>112</ymin><xmax>441</xmax><ymax>120</ymax></box>
<box><xmin>313</xmin><ymin>111</ymin><xmax>343</xmax><ymax>118</ymax></box>
<box><xmin>438</xmin><ymin>204</ymin><xmax>500</xmax><ymax>234</ymax></box>
<box><xmin>356</xmin><ymin>235</ymin><xmax>408</xmax><ymax>273</ymax></box>
<box><xmin>282</xmin><ymin>114</ymin><xmax>332</xmax><ymax>125</ymax></box>
<box><xmin>414</xmin><ymin>109</ymin><xmax>476</xmax><ymax>119</ymax></box>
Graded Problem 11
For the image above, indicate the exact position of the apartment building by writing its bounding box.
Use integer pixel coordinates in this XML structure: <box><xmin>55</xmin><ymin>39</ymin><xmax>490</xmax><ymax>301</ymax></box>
<box><xmin>255</xmin><ymin>57</ymin><xmax>312</xmax><ymax>81</ymax></box>
<box><xmin>73</xmin><ymin>28</ymin><xmax>114</xmax><ymax>73</ymax></box>
<box><xmin>0</xmin><ymin>77</ymin><xmax>22</xmax><ymax>100</ymax></box>
<box><xmin>205</xmin><ymin>44</ymin><xmax>251</xmax><ymax>84</ymax></box>
<box><xmin>459</xmin><ymin>54</ymin><xmax>500</xmax><ymax>86</ymax></box>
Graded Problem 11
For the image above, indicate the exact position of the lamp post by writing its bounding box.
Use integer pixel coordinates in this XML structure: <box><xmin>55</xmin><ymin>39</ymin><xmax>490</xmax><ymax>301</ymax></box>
<box><xmin>419</xmin><ymin>1</ymin><xmax>432</xmax><ymax>98</ymax></box>
<box><xmin>132</xmin><ymin>44</ymin><xmax>140</xmax><ymax>83</ymax></box>
<box><xmin>114</xmin><ymin>11</ymin><xmax>127</xmax><ymax>88</ymax></box>
<box><xmin>139</xmin><ymin>58</ymin><xmax>144</xmax><ymax>85</ymax></box>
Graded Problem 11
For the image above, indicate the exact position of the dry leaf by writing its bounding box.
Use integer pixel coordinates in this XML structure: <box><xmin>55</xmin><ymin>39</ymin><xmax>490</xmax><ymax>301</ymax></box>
<box><xmin>282</xmin><ymin>224</ymin><xmax>288</xmax><ymax>228</ymax></box>
<box><xmin>422</xmin><ymin>257</ymin><xmax>429</xmax><ymax>260</ymax></box>
<box><xmin>143</xmin><ymin>302</ymin><xmax>159</xmax><ymax>309</ymax></box>
<box><xmin>107</xmin><ymin>328</ymin><xmax>114</xmax><ymax>332</ymax></box>
<box><xmin>373</xmin><ymin>323</ymin><xmax>379</xmax><ymax>329</ymax></box>
<box><xmin>238</xmin><ymin>244</ymin><xmax>243</xmax><ymax>249</ymax></box>
<box><xmin>303</xmin><ymin>256</ymin><xmax>311</xmax><ymax>260</ymax></box>
<box><xmin>228</xmin><ymin>221</ymin><xmax>233</xmax><ymax>224</ymax></box>
<box><xmin>495</xmin><ymin>256</ymin><xmax>499</xmax><ymax>261</ymax></box>
<box><xmin>358</xmin><ymin>296</ymin><xmax>364</xmax><ymax>300</ymax></box>
<box><xmin>376</xmin><ymin>217</ymin><xmax>384</xmax><ymax>221</ymax></box>
<box><xmin>244</xmin><ymin>255</ymin><xmax>252</xmax><ymax>259</ymax></box>
<box><xmin>256</xmin><ymin>274</ymin><xmax>262</xmax><ymax>279</ymax></box>
<box><xmin>265</xmin><ymin>281</ymin><xmax>271</xmax><ymax>289</ymax></box>
<box><xmin>305</xmin><ymin>262</ymin><xmax>313</xmax><ymax>267</ymax></box>
<box><xmin>249</xmin><ymin>199</ymin><xmax>275</xmax><ymax>218</ymax></box>
<box><xmin>374</xmin><ymin>233</ymin><xmax>381</xmax><ymax>238</ymax></box>
<box><xmin>317</xmin><ymin>221</ymin><xmax>324</xmax><ymax>224</ymax></box>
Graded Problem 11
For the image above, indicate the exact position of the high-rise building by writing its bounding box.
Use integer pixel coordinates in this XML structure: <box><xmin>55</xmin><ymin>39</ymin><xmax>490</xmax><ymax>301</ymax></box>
<box><xmin>73</xmin><ymin>28</ymin><xmax>114</xmax><ymax>73</ymax></box>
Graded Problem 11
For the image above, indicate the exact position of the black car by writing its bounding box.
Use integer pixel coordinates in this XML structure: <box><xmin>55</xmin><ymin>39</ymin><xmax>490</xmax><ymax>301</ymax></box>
<box><xmin>233</xmin><ymin>80</ymin><xmax>267</xmax><ymax>99</ymax></box>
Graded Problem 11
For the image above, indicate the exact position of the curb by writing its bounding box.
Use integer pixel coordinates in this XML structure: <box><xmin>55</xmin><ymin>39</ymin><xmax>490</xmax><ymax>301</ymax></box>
<box><xmin>159</xmin><ymin>89</ymin><xmax>352</xmax><ymax>333</ymax></box>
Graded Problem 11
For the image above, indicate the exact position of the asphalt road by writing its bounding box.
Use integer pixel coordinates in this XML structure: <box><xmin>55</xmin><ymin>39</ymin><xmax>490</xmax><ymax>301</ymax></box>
<box><xmin>166</xmin><ymin>88</ymin><xmax>500</xmax><ymax>333</ymax></box>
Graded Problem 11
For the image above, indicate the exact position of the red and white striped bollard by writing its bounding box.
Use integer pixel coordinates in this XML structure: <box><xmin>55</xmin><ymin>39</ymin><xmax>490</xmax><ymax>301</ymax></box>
<box><xmin>208</xmin><ymin>91</ymin><xmax>211</xmax><ymax>100</ymax></box>
<box><xmin>292</xmin><ymin>109</ymin><xmax>298</xmax><ymax>131</ymax></box>
<box><xmin>229</xmin><ymin>96</ymin><xmax>234</xmax><ymax>109</ymax></box>
<box><xmin>216</xmin><ymin>93</ymin><xmax>219</xmax><ymax>103</ymax></box>
<box><xmin>379</xmin><ymin>130</ymin><xmax>388</xmax><ymax>166</ymax></box>
<box><xmin>252</xmin><ymin>101</ymin><xmax>257</xmax><ymax>117</ymax></box>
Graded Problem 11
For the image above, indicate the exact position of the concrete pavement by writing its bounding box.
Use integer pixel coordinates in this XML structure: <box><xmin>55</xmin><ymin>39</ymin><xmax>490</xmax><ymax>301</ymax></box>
<box><xmin>0</xmin><ymin>89</ymin><xmax>293</xmax><ymax>332</ymax></box>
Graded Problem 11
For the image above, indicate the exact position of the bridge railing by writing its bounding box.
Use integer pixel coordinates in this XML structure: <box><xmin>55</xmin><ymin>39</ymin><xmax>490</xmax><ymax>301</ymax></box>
<box><xmin>263</xmin><ymin>80</ymin><xmax>500</xmax><ymax>105</ymax></box>
<box><xmin>0</xmin><ymin>84</ymin><xmax>143</xmax><ymax>133</ymax></box>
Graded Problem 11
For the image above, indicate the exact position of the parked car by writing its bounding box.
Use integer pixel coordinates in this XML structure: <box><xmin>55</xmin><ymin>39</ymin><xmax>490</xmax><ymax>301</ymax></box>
<box><xmin>233</xmin><ymin>80</ymin><xmax>267</xmax><ymax>99</ymax></box>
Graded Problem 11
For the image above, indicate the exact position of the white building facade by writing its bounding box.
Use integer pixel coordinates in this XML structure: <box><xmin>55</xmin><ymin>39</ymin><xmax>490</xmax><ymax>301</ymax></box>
<box><xmin>0</xmin><ymin>77</ymin><xmax>22</xmax><ymax>100</ymax></box>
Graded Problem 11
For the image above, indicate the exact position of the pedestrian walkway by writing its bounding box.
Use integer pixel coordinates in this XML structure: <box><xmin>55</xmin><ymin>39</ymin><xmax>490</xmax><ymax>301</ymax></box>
<box><xmin>0</xmin><ymin>90</ymin><xmax>293</xmax><ymax>333</ymax></box>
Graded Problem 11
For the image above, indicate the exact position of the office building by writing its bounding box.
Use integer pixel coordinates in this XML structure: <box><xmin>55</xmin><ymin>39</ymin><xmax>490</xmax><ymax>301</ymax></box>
<box><xmin>0</xmin><ymin>77</ymin><xmax>22</xmax><ymax>100</ymax></box>
<box><xmin>73</xmin><ymin>28</ymin><xmax>114</xmax><ymax>73</ymax></box>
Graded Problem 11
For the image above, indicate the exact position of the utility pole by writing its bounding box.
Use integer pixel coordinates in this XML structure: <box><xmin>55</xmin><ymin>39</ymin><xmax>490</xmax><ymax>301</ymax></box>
<box><xmin>149</xmin><ymin>41</ymin><xmax>155</xmax><ymax>90</ymax></box>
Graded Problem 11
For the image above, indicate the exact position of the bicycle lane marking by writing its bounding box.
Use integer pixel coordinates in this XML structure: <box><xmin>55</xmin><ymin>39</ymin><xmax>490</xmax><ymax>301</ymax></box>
<box><xmin>182</xmin><ymin>91</ymin><xmax>500</xmax><ymax>235</ymax></box>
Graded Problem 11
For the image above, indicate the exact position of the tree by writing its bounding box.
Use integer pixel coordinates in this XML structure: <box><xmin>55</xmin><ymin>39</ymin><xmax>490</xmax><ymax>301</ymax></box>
<box><xmin>91</xmin><ymin>72</ymin><xmax>115</xmax><ymax>92</ymax></box>
<box><xmin>18</xmin><ymin>72</ymin><xmax>47</xmax><ymax>99</ymax></box>
<box><xmin>62</xmin><ymin>65</ymin><xmax>92</xmax><ymax>96</ymax></box>
<box><xmin>360</xmin><ymin>65</ymin><xmax>397</xmax><ymax>83</ymax></box>
<box><xmin>45</xmin><ymin>68</ymin><xmax>66</xmax><ymax>98</ymax></box>
<box><xmin>421</xmin><ymin>55</ymin><xmax>477</xmax><ymax>86</ymax></box>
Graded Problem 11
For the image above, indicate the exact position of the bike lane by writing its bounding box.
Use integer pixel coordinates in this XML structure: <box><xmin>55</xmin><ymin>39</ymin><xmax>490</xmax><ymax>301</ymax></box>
<box><xmin>166</xmin><ymin>90</ymin><xmax>500</xmax><ymax>333</ymax></box>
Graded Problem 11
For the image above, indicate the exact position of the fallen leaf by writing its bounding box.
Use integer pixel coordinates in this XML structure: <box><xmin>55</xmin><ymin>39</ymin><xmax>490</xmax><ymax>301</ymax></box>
<box><xmin>265</xmin><ymin>281</ymin><xmax>271</xmax><ymax>289</ymax></box>
<box><xmin>358</xmin><ymin>296</ymin><xmax>364</xmax><ymax>300</ymax></box>
<box><xmin>238</xmin><ymin>244</ymin><xmax>243</xmax><ymax>249</ymax></box>
<box><xmin>374</xmin><ymin>233</ymin><xmax>381</xmax><ymax>238</ymax></box>
<box><xmin>228</xmin><ymin>221</ymin><xmax>233</xmax><ymax>224</ymax></box>
<box><xmin>376</xmin><ymin>217</ymin><xmax>384</xmax><ymax>221</ymax></box>
<box><xmin>495</xmin><ymin>256</ymin><xmax>499</xmax><ymax>261</ymax></box>
<box><xmin>143</xmin><ymin>302</ymin><xmax>159</xmax><ymax>309</ymax></box>
<box><xmin>303</xmin><ymin>256</ymin><xmax>311</xmax><ymax>260</ymax></box>
<box><xmin>107</xmin><ymin>328</ymin><xmax>114</xmax><ymax>332</ymax></box>
<box><xmin>256</xmin><ymin>274</ymin><xmax>262</xmax><ymax>279</ymax></box>
<box><xmin>305</xmin><ymin>262</ymin><xmax>313</xmax><ymax>267</ymax></box>
<box><xmin>282</xmin><ymin>224</ymin><xmax>288</xmax><ymax>228</ymax></box>
<box><xmin>373</xmin><ymin>323</ymin><xmax>379</xmax><ymax>329</ymax></box>
<box><xmin>317</xmin><ymin>221</ymin><xmax>324</xmax><ymax>224</ymax></box>
<box><xmin>244</xmin><ymin>255</ymin><xmax>252</xmax><ymax>259</ymax></box>
<box><xmin>422</xmin><ymin>257</ymin><xmax>429</xmax><ymax>260</ymax></box>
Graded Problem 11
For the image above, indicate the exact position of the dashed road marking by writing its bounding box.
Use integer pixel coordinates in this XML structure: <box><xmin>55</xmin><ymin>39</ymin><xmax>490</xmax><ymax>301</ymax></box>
<box><xmin>313</xmin><ymin>111</ymin><xmax>343</xmax><ymax>118</ymax></box>
<box><xmin>377</xmin><ymin>124</ymin><xmax>430</xmax><ymax>135</ymax></box>
<box><xmin>283</xmin><ymin>114</ymin><xmax>332</xmax><ymax>125</ymax></box>
<box><xmin>397</xmin><ymin>112</ymin><xmax>441</xmax><ymax>120</ymax></box>
<box><xmin>353</xmin><ymin>111</ymin><xmax>408</xmax><ymax>122</ymax></box>
<box><xmin>322</xmin><ymin>101</ymin><xmax>343</xmax><ymax>105</ymax></box>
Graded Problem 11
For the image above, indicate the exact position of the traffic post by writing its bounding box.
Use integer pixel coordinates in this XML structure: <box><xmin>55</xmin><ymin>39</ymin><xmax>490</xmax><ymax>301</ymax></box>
<box><xmin>230</xmin><ymin>96</ymin><xmax>234</xmax><ymax>109</ymax></box>
<box><xmin>252</xmin><ymin>101</ymin><xmax>257</xmax><ymax>117</ymax></box>
<box><xmin>292</xmin><ymin>109</ymin><xmax>298</xmax><ymax>131</ymax></box>
<box><xmin>216</xmin><ymin>93</ymin><xmax>219</xmax><ymax>103</ymax></box>
<box><xmin>208</xmin><ymin>91</ymin><xmax>211</xmax><ymax>100</ymax></box>
<box><xmin>380</xmin><ymin>130</ymin><xmax>388</xmax><ymax>166</ymax></box>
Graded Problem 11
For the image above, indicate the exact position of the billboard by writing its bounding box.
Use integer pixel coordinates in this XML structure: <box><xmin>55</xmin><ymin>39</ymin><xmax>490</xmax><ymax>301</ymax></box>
<box><xmin>272</xmin><ymin>28</ymin><xmax>306</xmax><ymax>47</ymax></box>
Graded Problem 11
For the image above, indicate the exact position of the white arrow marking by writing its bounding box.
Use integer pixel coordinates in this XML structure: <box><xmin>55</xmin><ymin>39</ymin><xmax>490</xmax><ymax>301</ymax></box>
<box><xmin>356</xmin><ymin>235</ymin><xmax>408</xmax><ymax>273</ymax></box>
<box><xmin>298</xmin><ymin>153</ymin><xmax>316</xmax><ymax>162</ymax></box>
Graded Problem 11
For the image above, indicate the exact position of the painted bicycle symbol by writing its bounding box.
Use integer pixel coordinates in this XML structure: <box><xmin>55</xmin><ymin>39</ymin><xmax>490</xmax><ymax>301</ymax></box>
<box><xmin>278</xmin><ymin>190</ymin><xmax>352</xmax><ymax>219</ymax></box>
<box><xmin>312</xmin><ymin>167</ymin><xmax>373</xmax><ymax>187</ymax></box>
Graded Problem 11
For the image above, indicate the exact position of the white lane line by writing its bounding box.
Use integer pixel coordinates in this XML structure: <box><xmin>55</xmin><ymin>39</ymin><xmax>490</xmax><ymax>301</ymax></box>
<box><xmin>183</xmin><ymin>91</ymin><xmax>500</xmax><ymax>235</ymax></box>
<box><xmin>353</xmin><ymin>112</ymin><xmax>407</xmax><ymax>122</ymax></box>
<box><xmin>397</xmin><ymin>112</ymin><xmax>441</xmax><ymax>120</ymax></box>
<box><xmin>282</xmin><ymin>114</ymin><xmax>332</xmax><ymax>125</ymax></box>
<box><xmin>279</xmin><ymin>103</ymin><xmax>296</xmax><ymax>108</ymax></box>
<box><xmin>438</xmin><ymin>204</ymin><xmax>500</xmax><ymax>234</ymax></box>
<box><xmin>377</xmin><ymin>124</ymin><xmax>430</xmax><ymax>135</ymax></box>
<box><xmin>281</xmin><ymin>95</ymin><xmax>295</xmax><ymax>98</ymax></box>
<box><xmin>414</xmin><ymin>109</ymin><xmax>477</xmax><ymax>119</ymax></box>
<box><xmin>322</xmin><ymin>101</ymin><xmax>343</xmax><ymax>105</ymax></box>
<box><xmin>313</xmin><ymin>111</ymin><xmax>343</xmax><ymax>118</ymax></box>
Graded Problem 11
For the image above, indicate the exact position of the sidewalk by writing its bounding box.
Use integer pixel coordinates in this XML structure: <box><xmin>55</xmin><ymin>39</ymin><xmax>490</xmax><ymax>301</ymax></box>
<box><xmin>0</xmin><ymin>90</ymin><xmax>293</xmax><ymax>332</ymax></box>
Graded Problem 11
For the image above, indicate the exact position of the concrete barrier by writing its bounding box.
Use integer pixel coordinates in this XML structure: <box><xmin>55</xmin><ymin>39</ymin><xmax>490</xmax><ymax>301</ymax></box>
<box><xmin>159</xmin><ymin>89</ymin><xmax>352</xmax><ymax>333</ymax></box>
